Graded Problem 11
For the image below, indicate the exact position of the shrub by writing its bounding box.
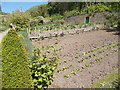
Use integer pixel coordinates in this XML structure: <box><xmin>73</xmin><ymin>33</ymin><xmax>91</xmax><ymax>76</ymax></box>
<box><xmin>30</xmin><ymin>54</ymin><xmax>58</xmax><ymax>89</ymax></box>
<box><xmin>2</xmin><ymin>29</ymin><xmax>33</xmax><ymax>88</ymax></box>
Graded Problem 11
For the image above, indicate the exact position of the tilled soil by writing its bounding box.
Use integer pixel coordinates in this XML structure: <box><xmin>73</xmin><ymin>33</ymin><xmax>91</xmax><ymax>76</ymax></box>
<box><xmin>32</xmin><ymin>29</ymin><xmax>119</xmax><ymax>88</ymax></box>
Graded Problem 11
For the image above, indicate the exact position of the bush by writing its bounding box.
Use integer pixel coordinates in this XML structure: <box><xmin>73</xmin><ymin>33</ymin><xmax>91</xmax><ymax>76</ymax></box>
<box><xmin>2</xmin><ymin>29</ymin><xmax>33</xmax><ymax>88</ymax></box>
<box><xmin>8</xmin><ymin>10</ymin><xmax>30</xmax><ymax>28</ymax></box>
<box><xmin>30</xmin><ymin>47</ymin><xmax>59</xmax><ymax>89</ymax></box>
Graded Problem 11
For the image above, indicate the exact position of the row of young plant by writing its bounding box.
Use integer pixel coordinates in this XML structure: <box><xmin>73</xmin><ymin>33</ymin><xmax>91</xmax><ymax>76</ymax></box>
<box><xmin>29</xmin><ymin>23</ymin><xmax>98</xmax><ymax>33</ymax></box>
<box><xmin>31</xmin><ymin>25</ymin><xmax>104</xmax><ymax>41</ymax></box>
<box><xmin>56</xmin><ymin>40</ymin><xmax>119</xmax><ymax>76</ymax></box>
<box><xmin>63</xmin><ymin>47</ymin><xmax>119</xmax><ymax>78</ymax></box>
<box><xmin>57</xmin><ymin>40</ymin><xmax>120</xmax><ymax>66</ymax></box>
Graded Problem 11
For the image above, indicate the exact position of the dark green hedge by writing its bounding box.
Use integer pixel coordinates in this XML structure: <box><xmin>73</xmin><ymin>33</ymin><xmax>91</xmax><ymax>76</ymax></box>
<box><xmin>2</xmin><ymin>29</ymin><xmax>33</xmax><ymax>88</ymax></box>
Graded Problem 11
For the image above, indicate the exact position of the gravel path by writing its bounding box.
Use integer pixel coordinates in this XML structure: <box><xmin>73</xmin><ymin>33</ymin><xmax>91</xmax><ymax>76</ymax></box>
<box><xmin>0</xmin><ymin>29</ymin><xmax>9</xmax><ymax>43</ymax></box>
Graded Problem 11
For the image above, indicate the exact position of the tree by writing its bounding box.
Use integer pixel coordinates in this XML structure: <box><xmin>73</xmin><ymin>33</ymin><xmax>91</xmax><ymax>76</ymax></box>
<box><xmin>9</xmin><ymin>10</ymin><xmax>31</xmax><ymax>28</ymax></box>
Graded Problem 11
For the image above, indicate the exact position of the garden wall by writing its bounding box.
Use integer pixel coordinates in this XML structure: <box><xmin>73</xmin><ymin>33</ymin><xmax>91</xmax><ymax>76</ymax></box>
<box><xmin>64</xmin><ymin>12</ymin><xmax>106</xmax><ymax>25</ymax></box>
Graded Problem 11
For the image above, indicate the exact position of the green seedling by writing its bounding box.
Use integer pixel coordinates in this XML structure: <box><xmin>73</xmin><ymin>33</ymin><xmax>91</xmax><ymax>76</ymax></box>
<box><xmin>106</xmin><ymin>53</ymin><xmax>109</xmax><ymax>56</ymax></box>
<box><xmin>93</xmin><ymin>53</ymin><xmax>97</xmax><ymax>56</ymax></box>
<box><xmin>76</xmin><ymin>68</ymin><xmax>80</xmax><ymax>71</ymax></box>
<box><xmin>75</xmin><ymin>56</ymin><xmax>79</xmax><ymax>58</ymax></box>
<box><xmin>82</xmin><ymin>52</ymin><xmax>86</xmax><ymax>55</ymax></box>
<box><xmin>85</xmin><ymin>56</ymin><xmax>89</xmax><ymax>59</ymax></box>
<box><xmin>113</xmin><ymin>49</ymin><xmax>117</xmax><ymax>52</ymax></box>
<box><xmin>109</xmin><ymin>53</ymin><xmax>112</xmax><ymax>55</ymax></box>
<box><xmin>85</xmin><ymin>52</ymin><xmax>88</xmax><ymax>54</ymax></box>
<box><xmin>97</xmin><ymin>47</ymin><xmax>100</xmax><ymax>49</ymax></box>
<box><xmin>63</xmin><ymin>67</ymin><xmax>67</xmax><ymax>70</ymax></box>
<box><xmin>68</xmin><ymin>60</ymin><xmax>71</xmax><ymax>61</ymax></box>
<box><xmin>82</xmin><ymin>66</ymin><xmax>84</xmax><ymax>69</ymax></box>
<box><xmin>109</xmin><ymin>43</ymin><xmax>112</xmax><ymax>45</ymax></box>
<box><xmin>90</xmin><ymin>61</ymin><xmax>94</xmax><ymax>64</ymax></box>
<box><xmin>88</xmin><ymin>50</ymin><xmax>91</xmax><ymax>53</ymax></box>
<box><xmin>55</xmin><ymin>42</ymin><xmax>58</xmax><ymax>45</ymax></box>
<box><xmin>59</xmin><ymin>62</ymin><xmax>63</xmax><ymax>64</ymax></box>
<box><xmin>104</xmin><ymin>48</ymin><xmax>108</xmax><ymax>51</ymax></box>
<box><xmin>98</xmin><ymin>51</ymin><xmax>102</xmax><ymax>53</ymax></box>
<box><xmin>85</xmin><ymin>64</ymin><xmax>89</xmax><ymax>67</ymax></box>
<box><xmin>89</xmin><ymin>55</ymin><xmax>92</xmax><ymax>58</ymax></box>
<box><xmin>64</xmin><ymin>75</ymin><xmax>69</xmax><ymax>78</ymax></box>
<box><xmin>69</xmin><ymin>64</ymin><xmax>72</xmax><ymax>67</ymax></box>
<box><xmin>64</xmin><ymin>60</ymin><xmax>68</xmax><ymax>63</ymax></box>
<box><xmin>57</xmin><ymin>68</ymin><xmax>62</xmax><ymax>73</ymax></box>
<box><xmin>78</xmin><ymin>59</ymin><xmax>84</xmax><ymax>63</ymax></box>
<box><xmin>95</xmin><ymin>58</ymin><xmax>100</xmax><ymax>62</ymax></box>
<box><xmin>99</xmin><ymin>56</ymin><xmax>104</xmax><ymax>59</ymax></box>
<box><xmin>102</xmin><ymin>45</ymin><xmax>105</xmax><ymax>47</ymax></box>
<box><xmin>91</xmin><ymin>49</ymin><xmax>94</xmax><ymax>52</ymax></box>
<box><xmin>71</xmin><ymin>71</ymin><xmax>76</xmax><ymax>75</ymax></box>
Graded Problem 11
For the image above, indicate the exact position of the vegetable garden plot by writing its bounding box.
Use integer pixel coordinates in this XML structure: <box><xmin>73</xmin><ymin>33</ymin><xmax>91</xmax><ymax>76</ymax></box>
<box><xmin>29</xmin><ymin>24</ymin><xmax>103</xmax><ymax>40</ymax></box>
<box><xmin>31</xmin><ymin>29</ymin><xmax>119</xmax><ymax>88</ymax></box>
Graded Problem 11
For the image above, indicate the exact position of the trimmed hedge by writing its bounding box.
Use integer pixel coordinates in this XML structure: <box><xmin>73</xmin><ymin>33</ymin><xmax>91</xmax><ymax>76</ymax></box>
<box><xmin>2</xmin><ymin>29</ymin><xmax>33</xmax><ymax>88</ymax></box>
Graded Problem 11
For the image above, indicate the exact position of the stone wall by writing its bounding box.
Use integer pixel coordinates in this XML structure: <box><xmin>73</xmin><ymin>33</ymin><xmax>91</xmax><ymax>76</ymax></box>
<box><xmin>64</xmin><ymin>12</ymin><xmax>107</xmax><ymax>25</ymax></box>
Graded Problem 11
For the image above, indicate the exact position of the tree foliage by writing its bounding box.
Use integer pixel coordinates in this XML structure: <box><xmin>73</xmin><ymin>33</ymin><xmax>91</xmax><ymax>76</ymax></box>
<box><xmin>9</xmin><ymin>10</ymin><xmax>31</xmax><ymax>28</ymax></box>
<box><xmin>27</xmin><ymin>2</ymin><xmax>119</xmax><ymax>19</ymax></box>
<box><xmin>105</xmin><ymin>13</ymin><xmax>120</xmax><ymax>27</ymax></box>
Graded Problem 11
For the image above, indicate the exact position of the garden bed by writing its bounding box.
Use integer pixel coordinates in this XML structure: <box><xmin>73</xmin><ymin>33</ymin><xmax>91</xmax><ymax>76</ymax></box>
<box><xmin>31</xmin><ymin>29</ymin><xmax>119</xmax><ymax>88</ymax></box>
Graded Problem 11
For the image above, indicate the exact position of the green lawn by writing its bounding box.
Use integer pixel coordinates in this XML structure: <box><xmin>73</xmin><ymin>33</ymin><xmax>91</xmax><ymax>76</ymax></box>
<box><xmin>89</xmin><ymin>68</ymin><xmax>119</xmax><ymax>88</ymax></box>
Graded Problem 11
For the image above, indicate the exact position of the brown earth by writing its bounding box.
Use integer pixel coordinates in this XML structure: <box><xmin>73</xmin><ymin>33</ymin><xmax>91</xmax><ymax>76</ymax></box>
<box><xmin>32</xmin><ymin>29</ymin><xmax>119</xmax><ymax>88</ymax></box>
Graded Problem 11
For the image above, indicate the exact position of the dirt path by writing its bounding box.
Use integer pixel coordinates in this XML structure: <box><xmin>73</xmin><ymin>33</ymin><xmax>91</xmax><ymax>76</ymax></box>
<box><xmin>32</xmin><ymin>29</ymin><xmax>119</xmax><ymax>88</ymax></box>
<box><xmin>0</xmin><ymin>29</ymin><xmax>9</xmax><ymax>43</ymax></box>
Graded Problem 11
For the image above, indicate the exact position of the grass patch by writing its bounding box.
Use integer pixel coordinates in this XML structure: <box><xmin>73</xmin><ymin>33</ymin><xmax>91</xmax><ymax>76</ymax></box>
<box><xmin>89</xmin><ymin>68</ymin><xmax>119</xmax><ymax>88</ymax></box>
